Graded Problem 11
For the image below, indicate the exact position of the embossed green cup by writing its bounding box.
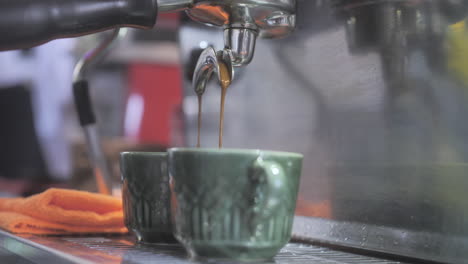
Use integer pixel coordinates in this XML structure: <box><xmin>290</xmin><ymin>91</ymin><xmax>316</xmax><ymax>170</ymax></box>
<box><xmin>168</xmin><ymin>148</ymin><xmax>303</xmax><ymax>261</ymax></box>
<box><xmin>120</xmin><ymin>152</ymin><xmax>177</xmax><ymax>243</ymax></box>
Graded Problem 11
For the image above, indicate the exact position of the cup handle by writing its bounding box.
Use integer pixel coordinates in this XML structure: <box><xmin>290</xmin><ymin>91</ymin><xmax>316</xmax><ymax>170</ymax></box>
<box><xmin>249</xmin><ymin>157</ymin><xmax>287</xmax><ymax>221</ymax></box>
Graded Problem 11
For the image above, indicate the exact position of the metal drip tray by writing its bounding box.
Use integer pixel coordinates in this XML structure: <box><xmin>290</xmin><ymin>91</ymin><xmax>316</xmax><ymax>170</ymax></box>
<box><xmin>0</xmin><ymin>230</ymin><xmax>409</xmax><ymax>264</ymax></box>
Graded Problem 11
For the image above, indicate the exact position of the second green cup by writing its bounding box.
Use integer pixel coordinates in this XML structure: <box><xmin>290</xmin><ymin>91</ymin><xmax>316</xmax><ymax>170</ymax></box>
<box><xmin>120</xmin><ymin>152</ymin><xmax>177</xmax><ymax>243</ymax></box>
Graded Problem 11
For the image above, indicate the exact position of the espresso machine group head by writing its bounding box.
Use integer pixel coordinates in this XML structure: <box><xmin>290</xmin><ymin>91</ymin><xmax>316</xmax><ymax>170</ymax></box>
<box><xmin>185</xmin><ymin>0</ymin><xmax>296</xmax><ymax>66</ymax></box>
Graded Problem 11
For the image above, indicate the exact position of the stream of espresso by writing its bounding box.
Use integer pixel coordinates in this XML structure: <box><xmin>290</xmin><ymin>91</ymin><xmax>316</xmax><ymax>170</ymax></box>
<box><xmin>196</xmin><ymin>94</ymin><xmax>202</xmax><ymax>148</ymax></box>
<box><xmin>218</xmin><ymin>61</ymin><xmax>231</xmax><ymax>148</ymax></box>
<box><xmin>196</xmin><ymin>60</ymin><xmax>231</xmax><ymax>148</ymax></box>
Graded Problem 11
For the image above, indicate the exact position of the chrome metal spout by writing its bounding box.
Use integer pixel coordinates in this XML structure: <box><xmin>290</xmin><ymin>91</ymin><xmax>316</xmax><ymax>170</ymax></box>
<box><xmin>224</xmin><ymin>28</ymin><xmax>257</xmax><ymax>66</ymax></box>
<box><xmin>193</xmin><ymin>47</ymin><xmax>234</xmax><ymax>96</ymax></box>
<box><xmin>72</xmin><ymin>28</ymin><xmax>127</xmax><ymax>194</ymax></box>
<box><xmin>73</xmin><ymin>29</ymin><xmax>124</xmax><ymax>82</ymax></box>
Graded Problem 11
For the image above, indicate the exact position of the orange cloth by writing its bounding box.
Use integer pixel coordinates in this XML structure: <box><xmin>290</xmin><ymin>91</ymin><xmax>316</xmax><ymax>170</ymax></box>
<box><xmin>295</xmin><ymin>198</ymin><xmax>332</xmax><ymax>218</ymax></box>
<box><xmin>0</xmin><ymin>188</ymin><xmax>127</xmax><ymax>235</ymax></box>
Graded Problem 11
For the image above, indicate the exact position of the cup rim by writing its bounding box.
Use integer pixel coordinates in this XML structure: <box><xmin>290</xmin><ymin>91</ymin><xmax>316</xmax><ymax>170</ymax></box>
<box><xmin>167</xmin><ymin>147</ymin><xmax>303</xmax><ymax>158</ymax></box>
<box><xmin>120</xmin><ymin>151</ymin><xmax>166</xmax><ymax>157</ymax></box>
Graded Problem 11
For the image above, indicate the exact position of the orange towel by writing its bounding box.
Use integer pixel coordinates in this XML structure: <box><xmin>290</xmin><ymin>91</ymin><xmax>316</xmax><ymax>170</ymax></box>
<box><xmin>295</xmin><ymin>198</ymin><xmax>332</xmax><ymax>218</ymax></box>
<box><xmin>0</xmin><ymin>188</ymin><xmax>128</xmax><ymax>235</ymax></box>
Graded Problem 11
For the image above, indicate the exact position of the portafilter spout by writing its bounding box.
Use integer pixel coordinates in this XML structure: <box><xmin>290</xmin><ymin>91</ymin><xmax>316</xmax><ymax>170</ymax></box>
<box><xmin>193</xmin><ymin>47</ymin><xmax>234</xmax><ymax>96</ymax></box>
<box><xmin>192</xmin><ymin>46</ymin><xmax>233</xmax><ymax>148</ymax></box>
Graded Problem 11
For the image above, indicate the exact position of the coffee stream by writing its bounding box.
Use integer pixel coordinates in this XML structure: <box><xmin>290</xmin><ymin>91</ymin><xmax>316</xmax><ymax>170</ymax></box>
<box><xmin>196</xmin><ymin>94</ymin><xmax>202</xmax><ymax>148</ymax></box>
<box><xmin>196</xmin><ymin>60</ymin><xmax>231</xmax><ymax>148</ymax></box>
<box><xmin>218</xmin><ymin>61</ymin><xmax>231</xmax><ymax>148</ymax></box>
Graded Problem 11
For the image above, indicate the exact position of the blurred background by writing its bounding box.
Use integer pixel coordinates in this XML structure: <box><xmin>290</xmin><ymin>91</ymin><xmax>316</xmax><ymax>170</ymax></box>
<box><xmin>0</xmin><ymin>13</ymin><xmax>183</xmax><ymax>196</ymax></box>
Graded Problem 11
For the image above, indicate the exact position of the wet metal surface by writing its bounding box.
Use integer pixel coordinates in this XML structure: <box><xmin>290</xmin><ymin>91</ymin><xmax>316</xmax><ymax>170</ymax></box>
<box><xmin>0</xmin><ymin>230</ymin><xmax>408</xmax><ymax>264</ymax></box>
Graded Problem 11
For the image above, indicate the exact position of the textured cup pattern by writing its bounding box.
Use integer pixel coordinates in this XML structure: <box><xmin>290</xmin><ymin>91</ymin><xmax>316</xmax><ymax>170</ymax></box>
<box><xmin>122</xmin><ymin>183</ymin><xmax>171</xmax><ymax>231</ymax></box>
<box><xmin>121</xmin><ymin>153</ymin><xmax>175</xmax><ymax>243</ymax></box>
<box><xmin>177</xmin><ymin>206</ymin><xmax>293</xmax><ymax>244</ymax></box>
<box><xmin>173</xmin><ymin>174</ymin><xmax>297</xmax><ymax>247</ymax></box>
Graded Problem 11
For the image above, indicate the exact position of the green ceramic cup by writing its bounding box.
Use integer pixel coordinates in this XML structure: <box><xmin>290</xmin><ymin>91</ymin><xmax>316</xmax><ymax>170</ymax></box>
<box><xmin>120</xmin><ymin>152</ymin><xmax>177</xmax><ymax>243</ymax></box>
<box><xmin>168</xmin><ymin>148</ymin><xmax>303</xmax><ymax>261</ymax></box>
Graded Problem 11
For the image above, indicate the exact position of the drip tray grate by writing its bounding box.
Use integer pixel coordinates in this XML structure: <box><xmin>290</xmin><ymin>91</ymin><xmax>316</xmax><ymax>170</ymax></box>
<box><xmin>0</xmin><ymin>231</ymin><xmax>409</xmax><ymax>264</ymax></box>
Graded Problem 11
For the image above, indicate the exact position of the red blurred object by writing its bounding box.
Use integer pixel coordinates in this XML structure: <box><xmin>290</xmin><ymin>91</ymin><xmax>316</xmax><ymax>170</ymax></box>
<box><xmin>157</xmin><ymin>13</ymin><xmax>180</xmax><ymax>27</ymax></box>
<box><xmin>126</xmin><ymin>64</ymin><xmax>183</xmax><ymax>146</ymax></box>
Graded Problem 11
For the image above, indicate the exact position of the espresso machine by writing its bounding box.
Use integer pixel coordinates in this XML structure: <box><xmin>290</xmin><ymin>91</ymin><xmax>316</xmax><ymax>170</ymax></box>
<box><xmin>1</xmin><ymin>0</ymin><xmax>468</xmax><ymax>263</ymax></box>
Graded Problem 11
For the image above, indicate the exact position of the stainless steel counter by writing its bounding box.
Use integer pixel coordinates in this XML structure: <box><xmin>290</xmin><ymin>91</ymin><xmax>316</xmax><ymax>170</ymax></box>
<box><xmin>0</xmin><ymin>229</ymin><xmax>410</xmax><ymax>264</ymax></box>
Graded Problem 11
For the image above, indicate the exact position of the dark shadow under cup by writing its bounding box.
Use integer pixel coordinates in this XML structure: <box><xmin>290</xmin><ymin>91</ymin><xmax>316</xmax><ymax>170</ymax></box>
<box><xmin>120</xmin><ymin>152</ymin><xmax>177</xmax><ymax>244</ymax></box>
